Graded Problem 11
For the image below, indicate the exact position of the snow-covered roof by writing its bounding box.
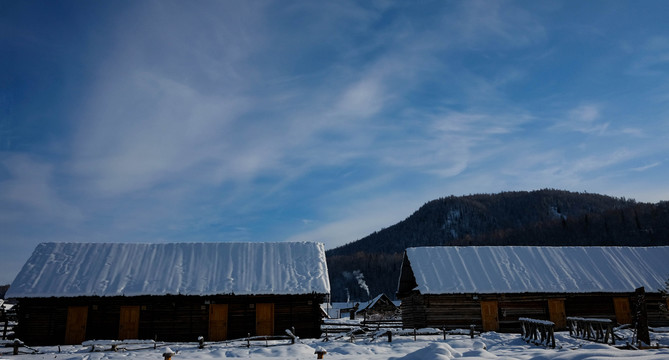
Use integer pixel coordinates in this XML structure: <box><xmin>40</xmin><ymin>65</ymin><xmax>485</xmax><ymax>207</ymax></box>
<box><xmin>7</xmin><ymin>242</ymin><xmax>330</xmax><ymax>298</ymax></box>
<box><xmin>363</xmin><ymin>294</ymin><xmax>385</xmax><ymax>309</ymax></box>
<box><xmin>357</xmin><ymin>293</ymin><xmax>397</xmax><ymax>313</ymax></box>
<box><xmin>402</xmin><ymin>246</ymin><xmax>669</xmax><ymax>294</ymax></box>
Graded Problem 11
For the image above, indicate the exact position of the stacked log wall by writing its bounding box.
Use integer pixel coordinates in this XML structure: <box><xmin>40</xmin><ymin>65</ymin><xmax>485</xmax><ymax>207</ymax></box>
<box><xmin>642</xmin><ymin>293</ymin><xmax>669</xmax><ymax>327</ymax></box>
<box><xmin>401</xmin><ymin>294</ymin><xmax>481</xmax><ymax>330</ymax></box>
<box><xmin>424</xmin><ymin>294</ymin><xmax>482</xmax><ymax>330</ymax></box>
<box><xmin>400</xmin><ymin>292</ymin><xmax>669</xmax><ymax>332</ymax></box>
<box><xmin>14</xmin><ymin>294</ymin><xmax>326</xmax><ymax>345</ymax></box>
<box><xmin>14</xmin><ymin>301</ymin><xmax>67</xmax><ymax>344</ymax></box>
<box><xmin>564</xmin><ymin>295</ymin><xmax>616</xmax><ymax>320</ymax></box>
<box><xmin>399</xmin><ymin>293</ymin><xmax>426</xmax><ymax>329</ymax></box>
<box><xmin>498</xmin><ymin>297</ymin><xmax>549</xmax><ymax>332</ymax></box>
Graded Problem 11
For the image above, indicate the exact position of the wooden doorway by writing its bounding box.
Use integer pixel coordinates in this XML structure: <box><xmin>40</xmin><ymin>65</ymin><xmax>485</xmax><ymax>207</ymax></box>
<box><xmin>65</xmin><ymin>306</ymin><xmax>88</xmax><ymax>345</ymax></box>
<box><xmin>480</xmin><ymin>300</ymin><xmax>499</xmax><ymax>332</ymax></box>
<box><xmin>208</xmin><ymin>304</ymin><xmax>229</xmax><ymax>341</ymax></box>
<box><xmin>613</xmin><ymin>297</ymin><xmax>632</xmax><ymax>325</ymax></box>
<box><xmin>119</xmin><ymin>306</ymin><xmax>140</xmax><ymax>340</ymax></box>
<box><xmin>548</xmin><ymin>299</ymin><xmax>566</xmax><ymax>329</ymax></box>
<box><xmin>256</xmin><ymin>303</ymin><xmax>274</xmax><ymax>336</ymax></box>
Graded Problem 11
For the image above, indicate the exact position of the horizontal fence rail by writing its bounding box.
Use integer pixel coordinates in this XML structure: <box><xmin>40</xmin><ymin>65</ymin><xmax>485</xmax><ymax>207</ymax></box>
<box><xmin>567</xmin><ymin>317</ymin><xmax>615</xmax><ymax>345</ymax></box>
<box><xmin>519</xmin><ymin>317</ymin><xmax>555</xmax><ymax>348</ymax></box>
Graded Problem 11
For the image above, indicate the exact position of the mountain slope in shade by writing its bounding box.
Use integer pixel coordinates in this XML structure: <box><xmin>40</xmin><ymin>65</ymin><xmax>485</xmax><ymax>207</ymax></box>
<box><xmin>326</xmin><ymin>189</ymin><xmax>669</xmax><ymax>301</ymax></box>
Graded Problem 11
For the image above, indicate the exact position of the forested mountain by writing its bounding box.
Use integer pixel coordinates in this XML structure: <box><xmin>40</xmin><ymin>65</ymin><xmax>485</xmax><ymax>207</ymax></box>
<box><xmin>326</xmin><ymin>189</ymin><xmax>669</xmax><ymax>302</ymax></box>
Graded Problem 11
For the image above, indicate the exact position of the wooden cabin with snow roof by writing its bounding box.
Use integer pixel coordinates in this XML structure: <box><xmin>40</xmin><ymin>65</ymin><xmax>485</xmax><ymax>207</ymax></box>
<box><xmin>397</xmin><ymin>246</ymin><xmax>669</xmax><ymax>332</ymax></box>
<box><xmin>6</xmin><ymin>242</ymin><xmax>330</xmax><ymax>345</ymax></box>
<box><xmin>356</xmin><ymin>294</ymin><xmax>399</xmax><ymax>320</ymax></box>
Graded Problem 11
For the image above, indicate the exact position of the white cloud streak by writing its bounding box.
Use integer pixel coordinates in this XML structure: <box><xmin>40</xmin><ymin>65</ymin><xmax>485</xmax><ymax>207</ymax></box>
<box><xmin>3</xmin><ymin>1</ymin><xmax>669</xmax><ymax>283</ymax></box>
<box><xmin>0</xmin><ymin>153</ymin><xmax>82</xmax><ymax>225</ymax></box>
<box><xmin>550</xmin><ymin>104</ymin><xmax>610</xmax><ymax>135</ymax></box>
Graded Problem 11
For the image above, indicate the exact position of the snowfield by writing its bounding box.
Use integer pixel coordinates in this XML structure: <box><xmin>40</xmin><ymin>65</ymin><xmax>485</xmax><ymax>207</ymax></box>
<box><xmin>4</xmin><ymin>329</ymin><xmax>669</xmax><ymax>360</ymax></box>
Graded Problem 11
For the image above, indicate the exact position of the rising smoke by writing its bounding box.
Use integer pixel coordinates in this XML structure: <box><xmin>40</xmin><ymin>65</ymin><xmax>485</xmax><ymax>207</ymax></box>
<box><xmin>342</xmin><ymin>269</ymin><xmax>370</xmax><ymax>300</ymax></box>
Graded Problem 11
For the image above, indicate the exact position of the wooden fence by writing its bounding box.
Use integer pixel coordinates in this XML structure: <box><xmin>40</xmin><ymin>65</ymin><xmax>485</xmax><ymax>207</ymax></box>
<box><xmin>519</xmin><ymin>317</ymin><xmax>555</xmax><ymax>348</ymax></box>
<box><xmin>1</xmin><ymin>307</ymin><xmax>16</xmax><ymax>340</ymax></box>
<box><xmin>567</xmin><ymin>317</ymin><xmax>615</xmax><ymax>345</ymax></box>
<box><xmin>361</xmin><ymin>319</ymin><xmax>403</xmax><ymax>329</ymax></box>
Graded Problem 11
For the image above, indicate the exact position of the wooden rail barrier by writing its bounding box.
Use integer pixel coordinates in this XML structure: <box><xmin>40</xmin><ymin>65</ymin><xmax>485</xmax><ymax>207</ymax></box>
<box><xmin>519</xmin><ymin>317</ymin><xmax>555</xmax><ymax>348</ymax></box>
<box><xmin>1</xmin><ymin>339</ymin><xmax>25</xmax><ymax>355</ymax></box>
<box><xmin>82</xmin><ymin>339</ymin><xmax>157</xmax><ymax>352</ymax></box>
<box><xmin>361</xmin><ymin>319</ymin><xmax>403</xmax><ymax>329</ymax></box>
<box><xmin>567</xmin><ymin>317</ymin><xmax>615</xmax><ymax>345</ymax></box>
<box><xmin>1</xmin><ymin>307</ymin><xmax>16</xmax><ymax>340</ymax></box>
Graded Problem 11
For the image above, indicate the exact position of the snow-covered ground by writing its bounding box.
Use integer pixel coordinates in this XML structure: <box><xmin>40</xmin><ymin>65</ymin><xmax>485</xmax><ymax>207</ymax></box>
<box><xmin>4</xmin><ymin>329</ymin><xmax>669</xmax><ymax>359</ymax></box>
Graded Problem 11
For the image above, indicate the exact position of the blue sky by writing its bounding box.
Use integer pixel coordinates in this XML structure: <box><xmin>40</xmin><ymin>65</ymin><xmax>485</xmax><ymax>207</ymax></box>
<box><xmin>2</xmin><ymin>1</ymin><xmax>669</xmax><ymax>284</ymax></box>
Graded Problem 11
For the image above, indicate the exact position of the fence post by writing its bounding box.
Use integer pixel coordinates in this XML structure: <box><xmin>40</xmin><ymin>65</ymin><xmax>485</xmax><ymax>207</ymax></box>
<box><xmin>386</xmin><ymin>330</ymin><xmax>392</xmax><ymax>343</ymax></box>
<box><xmin>635</xmin><ymin>287</ymin><xmax>650</xmax><ymax>346</ymax></box>
<box><xmin>162</xmin><ymin>348</ymin><xmax>175</xmax><ymax>360</ymax></box>
<box><xmin>13</xmin><ymin>339</ymin><xmax>21</xmax><ymax>355</ymax></box>
<box><xmin>1</xmin><ymin>308</ymin><xmax>7</xmax><ymax>340</ymax></box>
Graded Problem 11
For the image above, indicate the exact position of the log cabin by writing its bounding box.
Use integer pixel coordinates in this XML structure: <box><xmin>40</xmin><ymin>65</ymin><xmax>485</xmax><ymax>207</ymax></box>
<box><xmin>356</xmin><ymin>293</ymin><xmax>399</xmax><ymax>320</ymax></box>
<box><xmin>397</xmin><ymin>246</ymin><xmax>669</xmax><ymax>332</ymax></box>
<box><xmin>6</xmin><ymin>242</ymin><xmax>330</xmax><ymax>345</ymax></box>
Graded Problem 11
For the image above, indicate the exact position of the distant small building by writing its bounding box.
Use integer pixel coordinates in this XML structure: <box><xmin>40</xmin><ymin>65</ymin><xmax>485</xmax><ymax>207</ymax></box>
<box><xmin>7</xmin><ymin>242</ymin><xmax>330</xmax><ymax>345</ymax></box>
<box><xmin>323</xmin><ymin>302</ymin><xmax>356</xmax><ymax>319</ymax></box>
<box><xmin>325</xmin><ymin>294</ymin><xmax>399</xmax><ymax>320</ymax></box>
<box><xmin>356</xmin><ymin>294</ymin><xmax>399</xmax><ymax>320</ymax></box>
<box><xmin>397</xmin><ymin>246</ymin><xmax>669</xmax><ymax>332</ymax></box>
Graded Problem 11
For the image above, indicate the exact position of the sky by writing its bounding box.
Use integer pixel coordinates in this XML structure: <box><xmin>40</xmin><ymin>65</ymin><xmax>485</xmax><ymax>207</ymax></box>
<box><xmin>2</xmin><ymin>1</ymin><xmax>669</xmax><ymax>285</ymax></box>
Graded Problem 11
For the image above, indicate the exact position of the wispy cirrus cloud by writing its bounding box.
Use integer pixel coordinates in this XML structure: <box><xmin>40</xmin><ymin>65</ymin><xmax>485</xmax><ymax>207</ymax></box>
<box><xmin>631</xmin><ymin>162</ymin><xmax>661</xmax><ymax>172</ymax></box>
<box><xmin>628</xmin><ymin>36</ymin><xmax>669</xmax><ymax>77</ymax></box>
<box><xmin>0</xmin><ymin>153</ymin><xmax>82</xmax><ymax>225</ymax></box>
<box><xmin>449</xmin><ymin>0</ymin><xmax>547</xmax><ymax>49</ymax></box>
<box><xmin>62</xmin><ymin>0</ymin><xmax>562</xmax><ymax>253</ymax></box>
<box><xmin>549</xmin><ymin>104</ymin><xmax>610</xmax><ymax>135</ymax></box>
<box><xmin>4</xmin><ymin>0</ymin><xmax>669</xmax><ymax>284</ymax></box>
